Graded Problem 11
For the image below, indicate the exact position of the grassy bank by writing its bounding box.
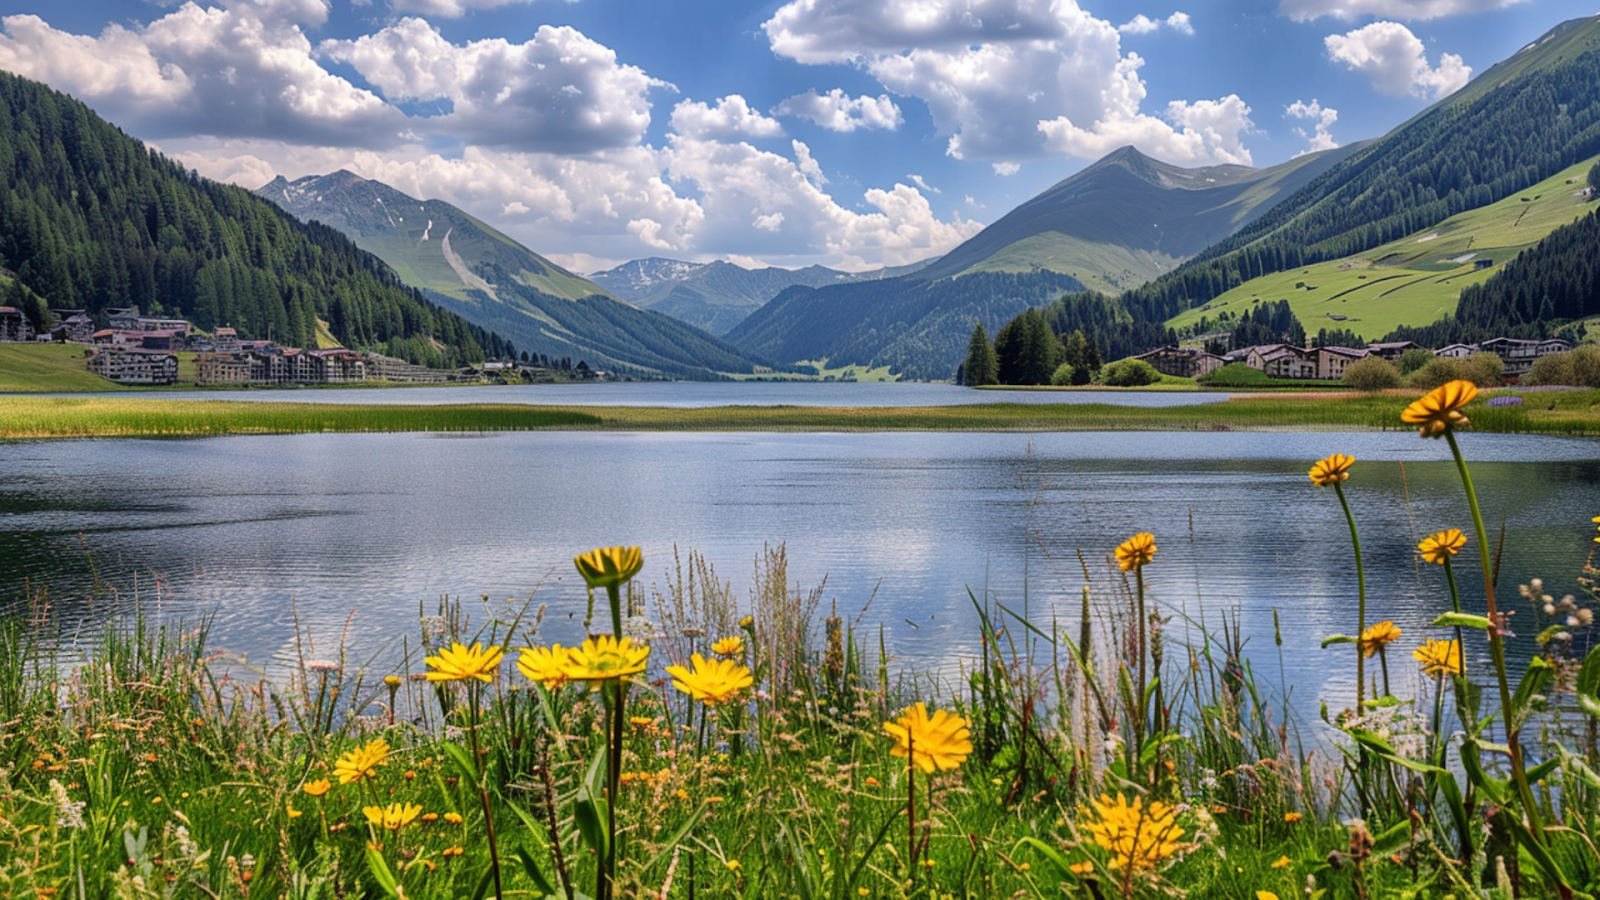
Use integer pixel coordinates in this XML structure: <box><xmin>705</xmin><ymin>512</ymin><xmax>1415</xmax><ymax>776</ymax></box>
<box><xmin>0</xmin><ymin>342</ymin><xmax>125</xmax><ymax>392</ymax></box>
<box><xmin>3</xmin><ymin>388</ymin><xmax>1599</xmax><ymax>438</ymax></box>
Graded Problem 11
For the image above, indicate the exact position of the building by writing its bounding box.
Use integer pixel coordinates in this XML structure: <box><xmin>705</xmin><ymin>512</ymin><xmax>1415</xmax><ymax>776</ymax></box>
<box><xmin>85</xmin><ymin>348</ymin><xmax>178</xmax><ymax>385</ymax></box>
<box><xmin>0</xmin><ymin>306</ymin><xmax>33</xmax><ymax>342</ymax></box>
<box><xmin>50</xmin><ymin>309</ymin><xmax>95</xmax><ymax>342</ymax></box>
<box><xmin>1478</xmin><ymin>337</ymin><xmax>1572</xmax><ymax>377</ymax></box>
<box><xmin>1129</xmin><ymin>345</ymin><xmax>1227</xmax><ymax>379</ymax></box>
<box><xmin>194</xmin><ymin>352</ymin><xmax>253</xmax><ymax>384</ymax></box>
<box><xmin>214</xmin><ymin>327</ymin><xmax>240</xmax><ymax>352</ymax></box>
<box><xmin>1435</xmin><ymin>343</ymin><xmax>1477</xmax><ymax>359</ymax></box>
<box><xmin>311</xmin><ymin>349</ymin><xmax>367</xmax><ymax>383</ymax></box>
<box><xmin>1365</xmin><ymin>341</ymin><xmax>1423</xmax><ymax>361</ymax></box>
<box><xmin>107</xmin><ymin>306</ymin><xmax>191</xmax><ymax>334</ymax></box>
<box><xmin>1313</xmin><ymin>346</ymin><xmax>1369</xmax><ymax>380</ymax></box>
<box><xmin>362</xmin><ymin>352</ymin><xmax>459</xmax><ymax>383</ymax></box>
<box><xmin>1235</xmin><ymin>343</ymin><xmax>1317</xmax><ymax>379</ymax></box>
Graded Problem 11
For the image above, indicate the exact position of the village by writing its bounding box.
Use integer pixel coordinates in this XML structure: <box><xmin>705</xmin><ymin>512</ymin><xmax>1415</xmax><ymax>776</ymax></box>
<box><xmin>1130</xmin><ymin>335</ymin><xmax>1576</xmax><ymax>381</ymax></box>
<box><xmin>0</xmin><ymin>305</ymin><xmax>606</xmax><ymax>386</ymax></box>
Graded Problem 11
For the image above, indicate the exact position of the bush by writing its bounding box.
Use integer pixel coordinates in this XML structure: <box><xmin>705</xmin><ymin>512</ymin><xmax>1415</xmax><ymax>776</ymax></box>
<box><xmin>1341</xmin><ymin>356</ymin><xmax>1402</xmax><ymax>391</ymax></box>
<box><xmin>1398</xmin><ymin>348</ymin><xmax>1432</xmax><ymax>375</ymax></box>
<box><xmin>1409</xmin><ymin>354</ymin><xmax>1504</xmax><ymax>390</ymax></box>
<box><xmin>1198</xmin><ymin>363</ymin><xmax>1269</xmax><ymax>386</ymax></box>
<box><xmin>1099</xmin><ymin>358</ymin><xmax>1162</xmax><ymax>387</ymax></box>
<box><xmin>1050</xmin><ymin>362</ymin><xmax>1076</xmax><ymax>386</ymax></box>
<box><xmin>1526</xmin><ymin>345</ymin><xmax>1600</xmax><ymax>387</ymax></box>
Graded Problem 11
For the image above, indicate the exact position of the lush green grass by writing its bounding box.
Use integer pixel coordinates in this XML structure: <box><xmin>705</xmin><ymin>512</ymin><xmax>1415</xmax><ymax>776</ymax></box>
<box><xmin>1167</xmin><ymin>158</ymin><xmax>1600</xmax><ymax>339</ymax></box>
<box><xmin>5</xmin><ymin>388</ymin><xmax>1599</xmax><ymax>438</ymax></box>
<box><xmin>0</xmin><ymin>342</ymin><xmax>124</xmax><ymax>392</ymax></box>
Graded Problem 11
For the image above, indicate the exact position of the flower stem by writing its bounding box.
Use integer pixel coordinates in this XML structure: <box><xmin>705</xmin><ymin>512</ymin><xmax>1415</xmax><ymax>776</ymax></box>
<box><xmin>1442</xmin><ymin>558</ymin><xmax>1466</xmax><ymax>681</ymax></box>
<box><xmin>1444</xmin><ymin>430</ymin><xmax>1547</xmax><ymax>843</ymax></box>
<box><xmin>1333</xmin><ymin>481</ymin><xmax>1366</xmax><ymax>711</ymax></box>
<box><xmin>469</xmin><ymin>684</ymin><xmax>505</xmax><ymax>900</ymax></box>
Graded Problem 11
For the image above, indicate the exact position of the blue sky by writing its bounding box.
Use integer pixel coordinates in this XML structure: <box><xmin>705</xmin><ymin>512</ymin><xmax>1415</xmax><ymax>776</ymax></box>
<box><xmin>0</xmin><ymin>0</ymin><xmax>1593</xmax><ymax>273</ymax></box>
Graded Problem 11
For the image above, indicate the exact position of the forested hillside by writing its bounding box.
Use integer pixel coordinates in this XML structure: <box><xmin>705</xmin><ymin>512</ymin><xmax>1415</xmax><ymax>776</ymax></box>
<box><xmin>1120</xmin><ymin>16</ymin><xmax>1600</xmax><ymax>325</ymax></box>
<box><xmin>0</xmin><ymin>72</ymin><xmax>498</xmax><ymax>366</ymax></box>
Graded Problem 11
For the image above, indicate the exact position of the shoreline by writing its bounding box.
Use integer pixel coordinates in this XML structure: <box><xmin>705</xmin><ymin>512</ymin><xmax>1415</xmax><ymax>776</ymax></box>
<box><xmin>4</xmin><ymin>390</ymin><xmax>1598</xmax><ymax>439</ymax></box>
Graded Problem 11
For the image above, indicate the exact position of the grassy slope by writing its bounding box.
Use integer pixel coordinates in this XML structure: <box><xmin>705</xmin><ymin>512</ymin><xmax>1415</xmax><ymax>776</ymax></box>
<box><xmin>1165</xmin><ymin>158</ymin><xmax>1600</xmax><ymax>338</ymax></box>
<box><xmin>3</xmin><ymin>388</ymin><xmax>1592</xmax><ymax>437</ymax></box>
<box><xmin>0</xmin><ymin>343</ymin><xmax>123</xmax><ymax>392</ymax></box>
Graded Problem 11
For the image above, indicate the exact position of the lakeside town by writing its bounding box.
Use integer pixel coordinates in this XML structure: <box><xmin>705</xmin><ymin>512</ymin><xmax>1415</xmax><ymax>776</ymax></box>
<box><xmin>0</xmin><ymin>305</ymin><xmax>606</xmax><ymax>386</ymax></box>
<box><xmin>1131</xmin><ymin>335</ymin><xmax>1576</xmax><ymax>381</ymax></box>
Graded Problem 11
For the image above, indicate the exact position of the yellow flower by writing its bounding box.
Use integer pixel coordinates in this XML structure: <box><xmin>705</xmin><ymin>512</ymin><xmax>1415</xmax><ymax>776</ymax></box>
<box><xmin>1081</xmin><ymin>793</ymin><xmax>1185</xmax><ymax>872</ymax></box>
<box><xmin>739</xmin><ymin>615</ymin><xmax>754</xmax><ymax>631</ymax></box>
<box><xmin>1258</xmin><ymin>893</ymin><xmax>1282</xmax><ymax>900</ymax></box>
<box><xmin>516</xmin><ymin>645</ymin><xmax>571</xmax><ymax>689</ymax></box>
<box><xmin>383</xmin><ymin>674</ymin><xmax>403</xmax><ymax>687</ymax></box>
<box><xmin>1401</xmin><ymin>380</ymin><xmax>1478</xmax><ymax>438</ymax></box>
<box><xmin>1308</xmin><ymin>452</ymin><xmax>1354</xmax><ymax>487</ymax></box>
<box><xmin>574</xmin><ymin>546</ymin><xmax>644</xmax><ymax>590</ymax></box>
<box><xmin>1114</xmin><ymin>532</ymin><xmax>1157</xmax><ymax>572</ymax></box>
<box><xmin>424</xmin><ymin>641</ymin><xmax>504</xmax><ymax>683</ymax></box>
<box><xmin>1068</xmin><ymin>861</ymin><xmax>1094</xmax><ymax>876</ymax></box>
<box><xmin>883</xmin><ymin>702</ymin><xmax>972</xmax><ymax>774</ymax></box>
<box><xmin>363</xmin><ymin>802</ymin><xmax>422</xmax><ymax>831</ymax></box>
<box><xmin>443</xmin><ymin>812</ymin><xmax>464</xmax><ymax>824</ymax></box>
<box><xmin>1271</xmin><ymin>856</ymin><xmax>1291</xmax><ymax>869</ymax></box>
<box><xmin>1593</xmin><ymin>515</ymin><xmax>1600</xmax><ymax>544</ymax></box>
<box><xmin>1417</xmin><ymin>528</ymin><xmax>1466</xmax><ymax>565</ymax></box>
<box><xmin>303</xmin><ymin>778</ymin><xmax>332</xmax><ymax>798</ymax></box>
<box><xmin>333</xmin><ymin>739</ymin><xmax>390</xmax><ymax>785</ymax></box>
<box><xmin>1359</xmin><ymin>620</ymin><xmax>1402</xmax><ymax>658</ymax></box>
<box><xmin>1413</xmin><ymin>639</ymin><xmax>1463</xmax><ymax>678</ymax></box>
<box><xmin>711</xmin><ymin>636</ymin><xmax>744</xmax><ymax>657</ymax></box>
<box><xmin>562</xmin><ymin>635</ymin><xmax>650</xmax><ymax>684</ymax></box>
<box><xmin>287</xmin><ymin>802</ymin><xmax>302</xmax><ymax>819</ymax></box>
<box><xmin>725</xmin><ymin>859</ymin><xmax>741</xmax><ymax>872</ymax></box>
<box><xmin>665</xmin><ymin>653</ymin><xmax>754</xmax><ymax>704</ymax></box>
<box><xmin>441</xmin><ymin>846</ymin><xmax>464</xmax><ymax>858</ymax></box>
<box><xmin>1283</xmin><ymin>812</ymin><xmax>1302</xmax><ymax>824</ymax></box>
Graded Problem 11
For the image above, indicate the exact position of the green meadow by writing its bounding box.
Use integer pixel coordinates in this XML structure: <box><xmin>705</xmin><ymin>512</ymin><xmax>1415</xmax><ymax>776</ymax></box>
<box><xmin>1166</xmin><ymin>157</ymin><xmax>1600</xmax><ymax>339</ymax></box>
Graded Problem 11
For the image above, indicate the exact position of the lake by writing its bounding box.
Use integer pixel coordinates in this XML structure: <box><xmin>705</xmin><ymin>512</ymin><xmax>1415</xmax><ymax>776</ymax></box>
<box><xmin>4</xmin><ymin>425</ymin><xmax>1598</xmax><ymax>730</ymax></box>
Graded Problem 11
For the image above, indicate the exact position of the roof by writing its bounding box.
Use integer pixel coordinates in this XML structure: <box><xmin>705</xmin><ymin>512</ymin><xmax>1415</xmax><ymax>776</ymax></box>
<box><xmin>1317</xmin><ymin>346</ymin><xmax>1368</xmax><ymax>357</ymax></box>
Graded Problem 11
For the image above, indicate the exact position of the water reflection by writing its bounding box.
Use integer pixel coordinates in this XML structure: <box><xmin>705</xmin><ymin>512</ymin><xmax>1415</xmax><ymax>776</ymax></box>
<box><xmin>2</xmin><ymin>430</ymin><xmax>1597</xmax><ymax>728</ymax></box>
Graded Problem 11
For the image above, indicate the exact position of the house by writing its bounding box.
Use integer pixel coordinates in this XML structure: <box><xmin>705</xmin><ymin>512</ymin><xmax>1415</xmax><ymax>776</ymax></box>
<box><xmin>50</xmin><ymin>309</ymin><xmax>95</xmax><ymax>342</ymax></box>
<box><xmin>106</xmin><ymin>308</ymin><xmax>141</xmax><ymax>331</ymax></box>
<box><xmin>138</xmin><ymin>330</ymin><xmax>185</xmax><ymax>351</ymax></box>
<box><xmin>85</xmin><ymin>348</ymin><xmax>179</xmax><ymax>385</ymax></box>
<box><xmin>1313</xmin><ymin>346</ymin><xmax>1369</xmax><ymax>380</ymax></box>
<box><xmin>1478</xmin><ymin>337</ymin><xmax>1571</xmax><ymax>377</ymax></box>
<box><xmin>1365</xmin><ymin>341</ymin><xmax>1422</xmax><ymax>361</ymax></box>
<box><xmin>107</xmin><ymin>306</ymin><xmax>191</xmax><ymax>334</ymax></box>
<box><xmin>310</xmin><ymin>349</ymin><xmax>367</xmax><ymax>383</ymax></box>
<box><xmin>1238</xmin><ymin>343</ymin><xmax>1317</xmax><ymax>379</ymax></box>
<box><xmin>1129</xmin><ymin>345</ymin><xmax>1227</xmax><ymax>379</ymax></box>
<box><xmin>0</xmin><ymin>306</ymin><xmax>33</xmax><ymax>342</ymax></box>
<box><xmin>214</xmin><ymin>327</ymin><xmax>240</xmax><ymax>352</ymax></box>
<box><xmin>1435</xmin><ymin>343</ymin><xmax>1477</xmax><ymax>359</ymax></box>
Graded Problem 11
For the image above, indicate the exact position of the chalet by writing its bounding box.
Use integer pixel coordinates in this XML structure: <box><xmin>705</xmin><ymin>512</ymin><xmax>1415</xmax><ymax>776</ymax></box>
<box><xmin>214</xmin><ymin>327</ymin><xmax>240</xmax><ymax>352</ymax></box>
<box><xmin>108</xmin><ymin>306</ymin><xmax>192</xmax><ymax>334</ymax></box>
<box><xmin>50</xmin><ymin>310</ymin><xmax>95</xmax><ymax>341</ymax></box>
<box><xmin>1365</xmin><ymin>341</ymin><xmax>1422</xmax><ymax>361</ymax></box>
<box><xmin>85</xmin><ymin>348</ymin><xmax>178</xmax><ymax>385</ymax></box>
<box><xmin>0</xmin><ymin>306</ymin><xmax>33</xmax><ymax>342</ymax></box>
<box><xmin>1313</xmin><ymin>346</ymin><xmax>1369</xmax><ymax>381</ymax></box>
<box><xmin>1129</xmin><ymin>345</ymin><xmax>1227</xmax><ymax>379</ymax></box>
<box><xmin>1479</xmin><ymin>337</ymin><xmax>1572</xmax><ymax>377</ymax></box>
<box><xmin>1434</xmin><ymin>343</ymin><xmax>1477</xmax><ymax>359</ymax></box>
<box><xmin>1240</xmin><ymin>344</ymin><xmax>1317</xmax><ymax>379</ymax></box>
<box><xmin>138</xmin><ymin>330</ymin><xmax>185</xmax><ymax>352</ymax></box>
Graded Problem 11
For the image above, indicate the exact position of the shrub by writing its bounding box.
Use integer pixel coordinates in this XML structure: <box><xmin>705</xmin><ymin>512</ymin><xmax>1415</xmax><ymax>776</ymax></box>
<box><xmin>1198</xmin><ymin>363</ymin><xmax>1269</xmax><ymax>386</ymax></box>
<box><xmin>1398</xmin><ymin>348</ymin><xmax>1432</xmax><ymax>375</ymax></box>
<box><xmin>1409</xmin><ymin>354</ymin><xmax>1503</xmax><ymax>390</ymax></box>
<box><xmin>1466</xmin><ymin>351</ymin><xmax>1504</xmax><ymax>386</ymax></box>
<box><xmin>1526</xmin><ymin>345</ymin><xmax>1600</xmax><ymax>387</ymax></box>
<box><xmin>1099</xmin><ymin>358</ymin><xmax>1161</xmax><ymax>387</ymax></box>
<box><xmin>1050</xmin><ymin>362</ymin><xmax>1076</xmax><ymax>386</ymax></box>
<box><xmin>1341</xmin><ymin>356</ymin><xmax>1402</xmax><ymax>391</ymax></box>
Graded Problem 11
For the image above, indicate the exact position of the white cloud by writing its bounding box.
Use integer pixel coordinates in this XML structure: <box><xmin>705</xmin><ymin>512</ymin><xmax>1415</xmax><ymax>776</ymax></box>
<box><xmin>1037</xmin><ymin>55</ymin><xmax>1254</xmax><ymax>164</ymax></box>
<box><xmin>772</xmin><ymin>88</ymin><xmax>903</xmax><ymax>132</ymax></box>
<box><xmin>669</xmin><ymin>95</ymin><xmax>784</xmax><ymax>139</ymax></box>
<box><xmin>0</xmin><ymin>5</ymin><xmax>402</xmax><ymax>146</ymax></box>
<box><xmin>764</xmin><ymin>0</ymin><xmax>1250</xmax><ymax>165</ymax></box>
<box><xmin>1285</xmin><ymin>98</ymin><xmax>1339</xmax><ymax>154</ymax></box>
<box><xmin>1324</xmin><ymin>21</ymin><xmax>1471</xmax><ymax>99</ymax></box>
<box><xmin>1281</xmin><ymin>0</ymin><xmax>1529</xmax><ymax>22</ymax></box>
<box><xmin>320</xmin><ymin>17</ymin><xmax>668</xmax><ymax>153</ymax></box>
<box><xmin>391</xmin><ymin>0</ymin><xmax>537</xmax><ymax>17</ymax></box>
<box><xmin>992</xmin><ymin>161</ymin><xmax>1020</xmax><ymax>175</ymax></box>
<box><xmin>753</xmin><ymin>212</ymin><xmax>786</xmax><ymax>231</ymax></box>
<box><xmin>907</xmin><ymin>174</ymin><xmax>939</xmax><ymax>193</ymax></box>
<box><xmin>1118</xmin><ymin>12</ymin><xmax>1194</xmax><ymax>35</ymax></box>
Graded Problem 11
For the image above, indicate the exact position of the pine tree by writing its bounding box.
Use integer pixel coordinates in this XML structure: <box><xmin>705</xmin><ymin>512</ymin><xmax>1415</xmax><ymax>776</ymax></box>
<box><xmin>963</xmin><ymin>322</ymin><xmax>998</xmax><ymax>386</ymax></box>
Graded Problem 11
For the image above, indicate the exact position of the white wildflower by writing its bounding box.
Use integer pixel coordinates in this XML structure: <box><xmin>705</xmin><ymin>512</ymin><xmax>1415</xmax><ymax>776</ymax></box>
<box><xmin>50</xmin><ymin>779</ymin><xmax>85</xmax><ymax>830</ymax></box>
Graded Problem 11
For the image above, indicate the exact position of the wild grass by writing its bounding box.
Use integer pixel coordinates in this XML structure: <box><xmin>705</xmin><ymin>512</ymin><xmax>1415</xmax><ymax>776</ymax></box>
<box><xmin>8</xmin><ymin>388</ymin><xmax>1600</xmax><ymax>438</ymax></box>
<box><xmin>0</xmin><ymin>343</ymin><xmax>126</xmax><ymax>393</ymax></box>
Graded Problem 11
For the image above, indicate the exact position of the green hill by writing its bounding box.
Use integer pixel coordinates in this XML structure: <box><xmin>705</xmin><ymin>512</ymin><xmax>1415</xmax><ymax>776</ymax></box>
<box><xmin>1165</xmin><ymin>157</ymin><xmax>1600</xmax><ymax>339</ymax></box>
<box><xmin>1119</xmin><ymin>14</ymin><xmax>1600</xmax><ymax>329</ymax></box>
<box><xmin>918</xmin><ymin>143</ymin><xmax>1370</xmax><ymax>294</ymax></box>
<box><xmin>256</xmin><ymin>173</ymin><xmax>766</xmax><ymax>379</ymax></box>
<box><xmin>0</xmin><ymin>72</ymin><xmax>498</xmax><ymax>368</ymax></box>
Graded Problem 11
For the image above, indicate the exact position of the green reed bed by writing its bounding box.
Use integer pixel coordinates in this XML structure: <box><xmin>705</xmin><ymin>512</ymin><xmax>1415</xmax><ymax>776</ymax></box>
<box><xmin>7</xmin><ymin>381</ymin><xmax>1600</xmax><ymax>900</ymax></box>
<box><xmin>7</xmin><ymin>389</ymin><xmax>1600</xmax><ymax>438</ymax></box>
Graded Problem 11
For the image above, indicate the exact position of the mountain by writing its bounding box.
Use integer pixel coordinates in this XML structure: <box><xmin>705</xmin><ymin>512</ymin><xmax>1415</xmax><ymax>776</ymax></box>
<box><xmin>915</xmin><ymin>142</ymin><xmax>1370</xmax><ymax>294</ymax></box>
<box><xmin>256</xmin><ymin>173</ymin><xmax>764</xmax><ymax>379</ymax></box>
<box><xmin>588</xmin><ymin>256</ymin><xmax>939</xmax><ymax>335</ymax></box>
<box><xmin>0</xmin><ymin>72</ymin><xmax>496</xmax><ymax>367</ymax></box>
<box><xmin>1118</xmin><ymin>14</ymin><xmax>1600</xmax><ymax>330</ymax></box>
